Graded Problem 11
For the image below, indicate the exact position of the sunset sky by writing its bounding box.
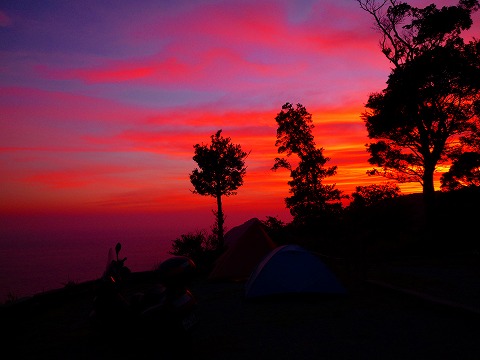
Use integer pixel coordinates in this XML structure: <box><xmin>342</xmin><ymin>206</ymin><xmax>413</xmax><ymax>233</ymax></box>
<box><xmin>1</xmin><ymin>0</ymin><xmax>479</xmax><ymax>231</ymax></box>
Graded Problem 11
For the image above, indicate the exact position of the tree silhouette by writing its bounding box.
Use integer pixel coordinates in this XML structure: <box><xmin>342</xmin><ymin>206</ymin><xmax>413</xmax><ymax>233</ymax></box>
<box><xmin>272</xmin><ymin>103</ymin><xmax>344</xmax><ymax>226</ymax></box>
<box><xmin>358</xmin><ymin>0</ymin><xmax>480</xmax><ymax>212</ymax></box>
<box><xmin>190</xmin><ymin>130</ymin><xmax>248</xmax><ymax>247</ymax></box>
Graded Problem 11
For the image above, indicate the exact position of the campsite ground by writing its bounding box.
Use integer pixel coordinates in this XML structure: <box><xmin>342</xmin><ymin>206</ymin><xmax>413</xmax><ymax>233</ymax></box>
<box><xmin>190</xmin><ymin>257</ymin><xmax>480</xmax><ymax>360</ymax></box>
<box><xmin>3</xmin><ymin>252</ymin><xmax>480</xmax><ymax>360</ymax></box>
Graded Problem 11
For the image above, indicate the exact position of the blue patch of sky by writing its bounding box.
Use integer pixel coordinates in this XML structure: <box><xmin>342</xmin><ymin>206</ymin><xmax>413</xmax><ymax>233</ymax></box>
<box><xmin>91</xmin><ymin>85</ymin><xmax>228</xmax><ymax>110</ymax></box>
<box><xmin>0</xmin><ymin>0</ymin><xmax>170</xmax><ymax>59</ymax></box>
<box><xmin>285</xmin><ymin>0</ymin><xmax>317</xmax><ymax>24</ymax></box>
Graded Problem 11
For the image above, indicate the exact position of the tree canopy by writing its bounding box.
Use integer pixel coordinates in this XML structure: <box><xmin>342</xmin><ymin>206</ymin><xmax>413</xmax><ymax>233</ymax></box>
<box><xmin>357</xmin><ymin>0</ymin><xmax>479</xmax><ymax>66</ymax></box>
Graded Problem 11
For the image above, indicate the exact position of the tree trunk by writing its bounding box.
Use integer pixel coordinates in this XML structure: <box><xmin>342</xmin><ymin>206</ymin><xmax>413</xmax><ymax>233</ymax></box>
<box><xmin>216</xmin><ymin>194</ymin><xmax>224</xmax><ymax>249</ymax></box>
<box><xmin>422</xmin><ymin>162</ymin><xmax>436</xmax><ymax>233</ymax></box>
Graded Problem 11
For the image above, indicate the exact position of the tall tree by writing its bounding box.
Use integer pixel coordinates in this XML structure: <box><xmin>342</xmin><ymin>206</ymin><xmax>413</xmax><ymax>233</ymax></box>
<box><xmin>190</xmin><ymin>130</ymin><xmax>248</xmax><ymax>247</ymax></box>
<box><xmin>272</xmin><ymin>103</ymin><xmax>343</xmax><ymax>225</ymax></box>
<box><xmin>358</xmin><ymin>0</ymin><xmax>480</xmax><ymax>209</ymax></box>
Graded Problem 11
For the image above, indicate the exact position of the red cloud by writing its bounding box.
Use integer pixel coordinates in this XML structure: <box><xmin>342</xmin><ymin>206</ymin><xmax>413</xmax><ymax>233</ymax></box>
<box><xmin>36</xmin><ymin>57</ymin><xmax>196</xmax><ymax>84</ymax></box>
<box><xmin>23</xmin><ymin>164</ymin><xmax>138</xmax><ymax>189</ymax></box>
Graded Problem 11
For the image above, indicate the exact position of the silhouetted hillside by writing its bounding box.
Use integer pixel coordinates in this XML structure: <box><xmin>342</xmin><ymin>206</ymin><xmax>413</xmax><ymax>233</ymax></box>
<box><xmin>288</xmin><ymin>188</ymin><xmax>480</xmax><ymax>264</ymax></box>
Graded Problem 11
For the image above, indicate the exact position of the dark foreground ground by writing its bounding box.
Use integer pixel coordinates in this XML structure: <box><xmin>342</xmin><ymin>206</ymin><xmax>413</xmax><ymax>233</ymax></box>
<box><xmin>3</xmin><ymin>252</ymin><xmax>480</xmax><ymax>360</ymax></box>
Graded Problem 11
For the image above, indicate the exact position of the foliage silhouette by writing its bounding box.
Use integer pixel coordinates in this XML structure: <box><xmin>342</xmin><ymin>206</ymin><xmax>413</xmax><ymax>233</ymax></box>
<box><xmin>169</xmin><ymin>230</ymin><xmax>221</xmax><ymax>274</ymax></box>
<box><xmin>346</xmin><ymin>183</ymin><xmax>401</xmax><ymax>212</ymax></box>
<box><xmin>261</xmin><ymin>216</ymin><xmax>291</xmax><ymax>245</ymax></box>
<box><xmin>440</xmin><ymin>151</ymin><xmax>480</xmax><ymax>190</ymax></box>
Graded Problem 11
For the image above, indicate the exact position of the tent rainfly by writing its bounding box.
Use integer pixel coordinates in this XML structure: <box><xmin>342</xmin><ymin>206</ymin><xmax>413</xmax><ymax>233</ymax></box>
<box><xmin>245</xmin><ymin>244</ymin><xmax>347</xmax><ymax>299</ymax></box>
<box><xmin>208</xmin><ymin>218</ymin><xmax>277</xmax><ymax>281</ymax></box>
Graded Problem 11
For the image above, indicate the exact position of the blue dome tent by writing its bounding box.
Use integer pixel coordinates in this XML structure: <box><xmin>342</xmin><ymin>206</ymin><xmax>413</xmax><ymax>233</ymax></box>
<box><xmin>245</xmin><ymin>244</ymin><xmax>347</xmax><ymax>299</ymax></box>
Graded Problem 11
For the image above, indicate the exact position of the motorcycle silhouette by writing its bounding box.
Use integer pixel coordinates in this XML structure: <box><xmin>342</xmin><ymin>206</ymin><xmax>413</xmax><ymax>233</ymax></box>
<box><xmin>89</xmin><ymin>242</ymin><xmax>132</xmax><ymax>328</ymax></box>
<box><xmin>89</xmin><ymin>243</ymin><xmax>198</xmax><ymax>354</ymax></box>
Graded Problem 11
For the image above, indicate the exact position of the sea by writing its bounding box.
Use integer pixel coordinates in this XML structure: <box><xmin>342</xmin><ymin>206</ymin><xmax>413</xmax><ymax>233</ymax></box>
<box><xmin>0</xmin><ymin>211</ymin><xmax>217</xmax><ymax>303</ymax></box>
<box><xmin>0</xmin><ymin>207</ymin><xmax>290</xmax><ymax>303</ymax></box>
